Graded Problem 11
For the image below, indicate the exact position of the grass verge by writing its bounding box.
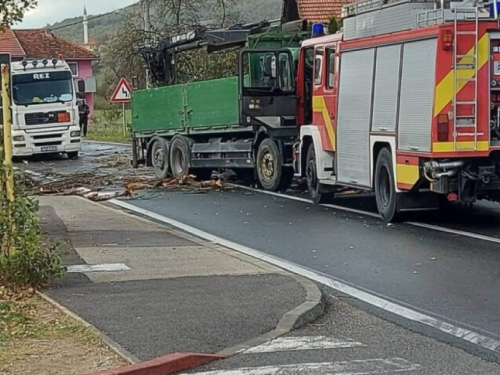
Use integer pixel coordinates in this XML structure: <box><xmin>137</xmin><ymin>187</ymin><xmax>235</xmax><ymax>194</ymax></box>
<box><xmin>0</xmin><ymin>294</ymin><xmax>126</xmax><ymax>374</ymax></box>
<box><xmin>87</xmin><ymin>109</ymin><xmax>132</xmax><ymax>144</ymax></box>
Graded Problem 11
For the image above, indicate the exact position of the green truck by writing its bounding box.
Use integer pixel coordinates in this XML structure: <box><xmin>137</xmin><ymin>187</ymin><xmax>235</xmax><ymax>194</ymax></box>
<box><xmin>131</xmin><ymin>19</ymin><xmax>309</xmax><ymax>191</ymax></box>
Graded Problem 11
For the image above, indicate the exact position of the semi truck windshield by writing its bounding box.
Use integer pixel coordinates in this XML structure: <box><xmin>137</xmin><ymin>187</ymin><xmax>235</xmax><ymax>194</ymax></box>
<box><xmin>12</xmin><ymin>71</ymin><xmax>74</xmax><ymax>105</ymax></box>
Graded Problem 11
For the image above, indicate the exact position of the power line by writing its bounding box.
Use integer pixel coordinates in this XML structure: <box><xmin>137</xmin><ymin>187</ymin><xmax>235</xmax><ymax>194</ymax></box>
<box><xmin>50</xmin><ymin>3</ymin><xmax>139</xmax><ymax>31</ymax></box>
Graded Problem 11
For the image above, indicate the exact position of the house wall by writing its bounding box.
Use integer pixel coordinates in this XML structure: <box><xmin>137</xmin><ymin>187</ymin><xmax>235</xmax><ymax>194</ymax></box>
<box><xmin>68</xmin><ymin>59</ymin><xmax>94</xmax><ymax>117</ymax></box>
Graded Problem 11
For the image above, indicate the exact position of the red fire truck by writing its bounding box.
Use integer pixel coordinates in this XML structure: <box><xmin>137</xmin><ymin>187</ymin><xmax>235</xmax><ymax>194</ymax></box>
<box><xmin>295</xmin><ymin>0</ymin><xmax>500</xmax><ymax>221</ymax></box>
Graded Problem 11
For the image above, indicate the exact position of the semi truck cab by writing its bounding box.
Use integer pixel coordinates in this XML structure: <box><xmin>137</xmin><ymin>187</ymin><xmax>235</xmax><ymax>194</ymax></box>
<box><xmin>10</xmin><ymin>58</ymin><xmax>84</xmax><ymax>159</ymax></box>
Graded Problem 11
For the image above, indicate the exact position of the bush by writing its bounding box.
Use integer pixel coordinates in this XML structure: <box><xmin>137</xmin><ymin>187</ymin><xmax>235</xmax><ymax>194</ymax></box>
<box><xmin>0</xmin><ymin>153</ymin><xmax>66</xmax><ymax>292</ymax></box>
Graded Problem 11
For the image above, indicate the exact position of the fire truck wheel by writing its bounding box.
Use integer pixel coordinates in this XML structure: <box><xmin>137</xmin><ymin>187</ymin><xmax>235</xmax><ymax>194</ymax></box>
<box><xmin>256</xmin><ymin>138</ymin><xmax>288</xmax><ymax>192</ymax></box>
<box><xmin>151</xmin><ymin>138</ymin><xmax>170</xmax><ymax>179</ymax></box>
<box><xmin>375</xmin><ymin>148</ymin><xmax>401</xmax><ymax>222</ymax></box>
<box><xmin>170</xmin><ymin>135</ymin><xmax>191</xmax><ymax>179</ymax></box>
<box><xmin>306</xmin><ymin>143</ymin><xmax>334</xmax><ymax>204</ymax></box>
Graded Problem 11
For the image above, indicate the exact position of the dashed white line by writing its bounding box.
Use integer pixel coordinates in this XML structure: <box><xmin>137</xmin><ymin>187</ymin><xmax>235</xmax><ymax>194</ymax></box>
<box><xmin>110</xmin><ymin>198</ymin><xmax>500</xmax><ymax>355</ymax></box>
<box><xmin>243</xmin><ymin>336</ymin><xmax>365</xmax><ymax>354</ymax></box>
<box><xmin>186</xmin><ymin>358</ymin><xmax>420</xmax><ymax>375</ymax></box>
<box><xmin>67</xmin><ymin>263</ymin><xmax>130</xmax><ymax>273</ymax></box>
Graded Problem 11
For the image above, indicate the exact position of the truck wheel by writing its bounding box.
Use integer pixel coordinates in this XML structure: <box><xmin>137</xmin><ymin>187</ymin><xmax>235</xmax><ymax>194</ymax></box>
<box><xmin>375</xmin><ymin>148</ymin><xmax>401</xmax><ymax>222</ymax></box>
<box><xmin>256</xmin><ymin>138</ymin><xmax>291</xmax><ymax>192</ymax></box>
<box><xmin>170</xmin><ymin>135</ymin><xmax>192</xmax><ymax>179</ymax></box>
<box><xmin>67</xmin><ymin>151</ymin><xmax>79</xmax><ymax>160</ymax></box>
<box><xmin>306</xmin><ymin>143</ymin><xmax>334</xmax><ymax>204</ymax></box>
<box><xmin>151</xmin><ymin>138</ymin><xmax>169</xmax><ymax>179</ymax></box>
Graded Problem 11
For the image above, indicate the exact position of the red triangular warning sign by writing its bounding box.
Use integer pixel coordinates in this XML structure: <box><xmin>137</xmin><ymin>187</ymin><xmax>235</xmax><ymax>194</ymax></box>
<box><xmin>110</xmin><ymin>78</ymin><xmax>133</xmax><ymax>103</ymax></box>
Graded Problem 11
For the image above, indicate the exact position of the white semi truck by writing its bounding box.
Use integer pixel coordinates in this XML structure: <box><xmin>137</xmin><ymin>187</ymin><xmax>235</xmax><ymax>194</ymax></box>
<box><xmin>9</xmin><ymin>57</ymin><xmax>84</xmax><ymax>159</ymax></box>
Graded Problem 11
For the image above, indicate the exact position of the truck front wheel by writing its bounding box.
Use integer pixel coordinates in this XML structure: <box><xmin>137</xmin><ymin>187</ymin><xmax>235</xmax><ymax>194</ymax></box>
<box><xmin>374</xmin><ymin>148</ymin><xmax>401</xmax><ymax>222</ymax></box>
<box><xmin>306</xmin><ymin>143</ymin><xmax>334</xmax><ymax>204</ymax></box>
<box><xmin>67</xmin><ymin>151</ymin><xmax>79</xmax><ymax>160</ymax></box>
<box><xmin>256</xmin><ymin>138</ymin><xmax>293</xmax><ymax>192</ymax></box>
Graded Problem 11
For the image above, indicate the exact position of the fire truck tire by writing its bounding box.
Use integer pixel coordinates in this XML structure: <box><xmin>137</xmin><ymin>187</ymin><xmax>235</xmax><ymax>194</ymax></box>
<box><xmin>256</xmin><ymin>138</ymin><xmax>290</xmax><ymax>192</ymax></box>
<box><xmin>375</xmin><ymin>148</ymin><xmax>402</xmax><ymax>222</ymax></box>
<box><xmin>170</xmin><ymin>135</ymin><xmax>191</xmax><ymax>179</ymax></box>
<box><xmin>306</xmin><ymin>143</ymin><xmax>334</xmax><ymax>204</ymax></box>
<box><xmin>151</xmin><ymin>138</ymin><xmax>170</xmax><ymax>179</ymax></box>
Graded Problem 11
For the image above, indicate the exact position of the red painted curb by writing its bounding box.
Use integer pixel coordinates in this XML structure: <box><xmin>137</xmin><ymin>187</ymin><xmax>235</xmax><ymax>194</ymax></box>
<box><xmin>80</xmin><ymin>352</ymin><xmax>226</xmax><ymax>375</ymax></box>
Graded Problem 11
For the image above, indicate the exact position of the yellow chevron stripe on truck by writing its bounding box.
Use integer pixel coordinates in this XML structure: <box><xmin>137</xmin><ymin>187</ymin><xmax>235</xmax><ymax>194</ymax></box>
<box><xmin>434</xmin><ymin>33</ymin><xmax>489</xmax><ymax>117</ymax></box>
<box><xmin>313</xmin><ymin>96</ymin><xmax>336</xmax><ymax>151</ymax></box>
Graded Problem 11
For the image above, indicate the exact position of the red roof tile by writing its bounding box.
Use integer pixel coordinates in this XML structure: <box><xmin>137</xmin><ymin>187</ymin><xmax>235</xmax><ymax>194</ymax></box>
<box><xmin>13</xmin><ymin>29</ymin><xmax>98</xmax><ymax>60</ymax></box>
<box><xmin>296</xmin><ymin>0</ymin><xmax>355</xmax><ymax>23</ymax></box>
<box><xmin>0</xmin><ymin>29</ymin><xmax>25</xmax><ymax>57</ymax></box>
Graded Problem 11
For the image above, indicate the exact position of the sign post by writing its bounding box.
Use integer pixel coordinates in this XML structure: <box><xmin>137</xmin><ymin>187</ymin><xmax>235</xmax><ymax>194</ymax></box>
<box><xmin>110</xmin><ymin>78</ymin><xmax>133</xmax><ymax>136</ymax></box>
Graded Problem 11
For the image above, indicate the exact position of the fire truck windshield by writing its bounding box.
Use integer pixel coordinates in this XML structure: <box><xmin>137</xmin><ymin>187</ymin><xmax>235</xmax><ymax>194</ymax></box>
<box><xmin>12</xmin><ymin>71</ymin><xmax>74</xmax><ymax>106</ymax></box>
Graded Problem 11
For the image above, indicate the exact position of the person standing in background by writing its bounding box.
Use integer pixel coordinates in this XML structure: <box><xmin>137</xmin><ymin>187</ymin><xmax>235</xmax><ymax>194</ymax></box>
<box><xmin>78</xmin><ymin>100</ymin><xmax>90</xmax><ymax>137</ymax></box>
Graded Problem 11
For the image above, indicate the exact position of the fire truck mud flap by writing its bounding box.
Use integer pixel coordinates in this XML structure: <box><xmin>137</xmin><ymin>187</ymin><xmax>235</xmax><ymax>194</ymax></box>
<box><xmin>397</xmin><ymin>192</ymin><xmax>440</xmax><ymax>212</ymax></box>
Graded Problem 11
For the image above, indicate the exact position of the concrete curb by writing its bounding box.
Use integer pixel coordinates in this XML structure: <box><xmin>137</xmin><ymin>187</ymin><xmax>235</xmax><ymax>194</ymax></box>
<box><xmin>217</xmin><ymin>275</ymin><xmax>324</xmax><ymax>356</ymax></box>
<box><xmin>79</xmin><ymin>353</ymin><xmax>225</xmax><ymax>375</ymax></box>
<box><xmin>37</xmin><ymin>291</ymin><xmax>141</xmax><ymax>365</ymax></box>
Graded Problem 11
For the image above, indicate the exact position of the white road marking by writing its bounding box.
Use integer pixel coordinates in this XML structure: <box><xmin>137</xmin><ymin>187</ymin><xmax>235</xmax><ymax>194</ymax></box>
<box><xmin>232</xmin><ymin>184</ymin><xmax>381</xmax><ymax>219</ymax></box>
<box><xmin>110</xmin><ymin>199</ymin><xmax>500</xmax><ymax>354</ymax></box>
<box><xmin>243</xmin><ymin>336</ymin><xmax>365</xmax><ymax>354</ymax></box>
<box><xmin>234</xmin><ymin>184</ymin><xmax>500</xmax><ymax>245</ymax></box>
<box><xmin>187</xmin><ymin>358</ymin><xmax>420</xmax><ymax>375</ymax></box>
<box><xmin>407</xmin><ymin>222</ymin><xmax>500</xmax><ymax>245</ymax></box>
<box><xmin>67</xmin><ymin>263</ymin><xmax>130</xmax><ymax>273</ymax></box>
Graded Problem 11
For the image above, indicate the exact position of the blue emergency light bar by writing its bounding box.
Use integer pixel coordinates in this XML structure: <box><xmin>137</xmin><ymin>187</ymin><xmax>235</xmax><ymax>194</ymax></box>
<box><xmin>312</xmin><ymin>23</ymin><xmax>325</xmax><ymax>37</ymax></box>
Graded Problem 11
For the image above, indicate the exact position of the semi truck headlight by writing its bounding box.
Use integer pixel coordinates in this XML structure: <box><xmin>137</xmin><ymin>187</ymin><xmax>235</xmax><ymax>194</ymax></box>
<box><xmin>70</xmin><ymin>131</ymin><xmax>81</xmax><ymax>137</ymax></box>
<box><xmin>13</xmin><ymin>135</ymin><xmax>25</xmax><ymax>142</ymax></box>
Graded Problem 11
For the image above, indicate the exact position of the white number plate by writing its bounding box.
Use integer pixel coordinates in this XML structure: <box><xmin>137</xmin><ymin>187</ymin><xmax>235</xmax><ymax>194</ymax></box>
<box><xmin>41</xmin><ymin>146</ymin><xmax>58</xmax><ymax>152</ymax></box>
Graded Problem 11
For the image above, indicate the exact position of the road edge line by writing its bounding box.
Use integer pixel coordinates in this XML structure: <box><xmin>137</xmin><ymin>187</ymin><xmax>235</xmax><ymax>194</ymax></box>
<box><xmin>37</xmin><ymin>291</ymin><xmax>141</xmax><ymax>365</ymax></box>
<box><xmin>108</xmin><ymin>198</ymin><xmax>500</xmax><ymax>360</ymax></box>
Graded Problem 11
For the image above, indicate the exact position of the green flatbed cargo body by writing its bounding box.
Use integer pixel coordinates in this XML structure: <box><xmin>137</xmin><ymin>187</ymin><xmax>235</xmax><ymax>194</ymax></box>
<box><xmin>132</xmin><ymin>77</ymin><xmax>240</xmax><ymax>136</ymax></box>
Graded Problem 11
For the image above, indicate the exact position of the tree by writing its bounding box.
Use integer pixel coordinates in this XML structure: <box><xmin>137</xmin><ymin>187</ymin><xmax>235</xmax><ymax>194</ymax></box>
<box><xmin>327</xmin><ymin>17</ymin><xmax>342</xmax><ymax>34</ymax></box>
<box><xmin>0</xmin><ymin>0</ymin><xmax>37</xmax><ymax>29</ymax></box>
<box><xmin>99</xmin><ymin>0</ymin><xmax>239</xmax><ymax>96</ymax></box>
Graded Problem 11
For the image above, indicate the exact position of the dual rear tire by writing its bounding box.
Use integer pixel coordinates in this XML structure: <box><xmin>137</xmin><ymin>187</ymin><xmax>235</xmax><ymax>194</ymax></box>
<box><xmin>151</xmin><ymin>135</ymin><xmax>213</xmax><ymax>180</ymax></box>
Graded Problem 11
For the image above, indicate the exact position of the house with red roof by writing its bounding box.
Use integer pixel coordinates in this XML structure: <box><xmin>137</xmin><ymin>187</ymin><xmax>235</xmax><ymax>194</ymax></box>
<box><xmin>0</xmin><ymin>27</ymin><xmax>98</xmax><ymax>115</ymax></box>
<box><xmin>283</xmin><ymin>0</ymin><xmax>355</xmax><ymax>23</ymax></box>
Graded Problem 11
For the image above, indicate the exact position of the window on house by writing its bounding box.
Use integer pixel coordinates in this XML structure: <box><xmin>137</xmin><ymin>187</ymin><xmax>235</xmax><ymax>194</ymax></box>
<box><xmin>326</xmin><ymin>49</ymin><xmax>335</xmax><ymax>89</ymax></box>
<box><xmin>314</xmin><ymin>49</ymin><xmax>323</xmax><ymax>86</ymax></box>
<box><xmin>68</xmin><ymin>62</ymin><xmax>78</xmax><ymax>76</ymax></box>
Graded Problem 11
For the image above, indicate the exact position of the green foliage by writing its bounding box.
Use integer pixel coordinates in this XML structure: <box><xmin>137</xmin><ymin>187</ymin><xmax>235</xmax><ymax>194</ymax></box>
<box><xmin>327</xmin><ymin>17</ymin><xmax>342</xmax><ymax>34</ymax></box>
<box><xmin>0</xmin><ymin>0</ymin><xmax>37</xmax><ymax>29</ymax></box>
<box><xmin>0</xmin><ymin>150</ymin><xmax>66</xmax><ymax>291</ymax></box>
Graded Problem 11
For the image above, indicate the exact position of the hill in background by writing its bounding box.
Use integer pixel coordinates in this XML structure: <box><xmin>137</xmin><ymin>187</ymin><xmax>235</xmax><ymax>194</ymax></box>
<box><xmin>50</xmin><ymin>0</ymin><xmax>282</xmax><ymax>44</ymax></box>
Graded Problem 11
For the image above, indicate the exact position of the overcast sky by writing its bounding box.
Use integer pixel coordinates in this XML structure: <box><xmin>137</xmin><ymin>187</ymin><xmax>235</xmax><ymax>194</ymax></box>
<box><xmin>18</xmin><ymin>0</ymin><xmax>139</xmax><ymax>28</ymax></box>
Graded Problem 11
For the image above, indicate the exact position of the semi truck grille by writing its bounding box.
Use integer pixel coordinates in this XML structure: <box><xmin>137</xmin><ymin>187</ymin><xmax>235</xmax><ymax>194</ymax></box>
<box><xmin>33</xmin><ymin>134</ymin><xmax>63</xmax><ymax>140</ymax></box>
<box><xmin>25</xmin><ymin>111</ymin><xmax>66</xmax><ymax>126</ymax></box>
<box><xmin>33</xmin><ymin>141</ymin><xmax>62</xmax><ymax>147</ymax></box>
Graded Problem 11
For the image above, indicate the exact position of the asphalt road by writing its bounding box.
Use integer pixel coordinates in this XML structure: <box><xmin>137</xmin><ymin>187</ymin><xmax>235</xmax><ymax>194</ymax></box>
<box><xmin>24</xmin><ymin>142</ymin><xmax>500</xmax><ymax>361</ymax></box>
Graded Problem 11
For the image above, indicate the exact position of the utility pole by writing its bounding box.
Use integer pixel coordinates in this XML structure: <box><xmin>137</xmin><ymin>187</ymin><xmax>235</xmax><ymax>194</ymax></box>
<box><xmin>143</xmin><ymin>0</ymin><xmax>151</xmax><ymax>89</ymax></box>
<box><xmin>143</xmin><ymin>0</ymin><xmax>151</xmax><ymax>33</ymax></box>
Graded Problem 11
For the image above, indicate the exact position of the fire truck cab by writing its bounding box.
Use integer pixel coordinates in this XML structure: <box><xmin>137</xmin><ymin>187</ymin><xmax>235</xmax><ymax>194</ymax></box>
<box><xmin>296</xmin><ymin>0</ymin><xmax>500</xmax><ymax>221</ymax></box>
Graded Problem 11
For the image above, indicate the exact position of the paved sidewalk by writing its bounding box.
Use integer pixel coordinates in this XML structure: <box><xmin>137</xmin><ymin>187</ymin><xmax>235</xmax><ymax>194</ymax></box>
<box><xmin>39</xmin><ymin>196</ymin><xmax>319</xmax><ymax>363</ymax></box>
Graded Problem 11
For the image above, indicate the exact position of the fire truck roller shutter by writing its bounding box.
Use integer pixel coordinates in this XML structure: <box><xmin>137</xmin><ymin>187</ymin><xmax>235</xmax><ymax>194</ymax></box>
<box><xmin>337</xmin><ymin>48</ymin><xmax>375</xmax><ymax>188</ymax></box>
<box><xmin>371</xmin><ymin>44</ymin><xmax>401</xmax><ymax>133</ymax></box>
<box><xmin>397</xmin><ymin>38</ymin><xmax>437</xmax><ymax>153</ymax></box>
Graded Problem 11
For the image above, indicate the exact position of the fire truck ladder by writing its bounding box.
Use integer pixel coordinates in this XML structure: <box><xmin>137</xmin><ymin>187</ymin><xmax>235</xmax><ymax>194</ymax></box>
<box><xmin>452</xmin><ymin>6</ymin><xmax>480</xmax><ymax>151</ymax></box>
